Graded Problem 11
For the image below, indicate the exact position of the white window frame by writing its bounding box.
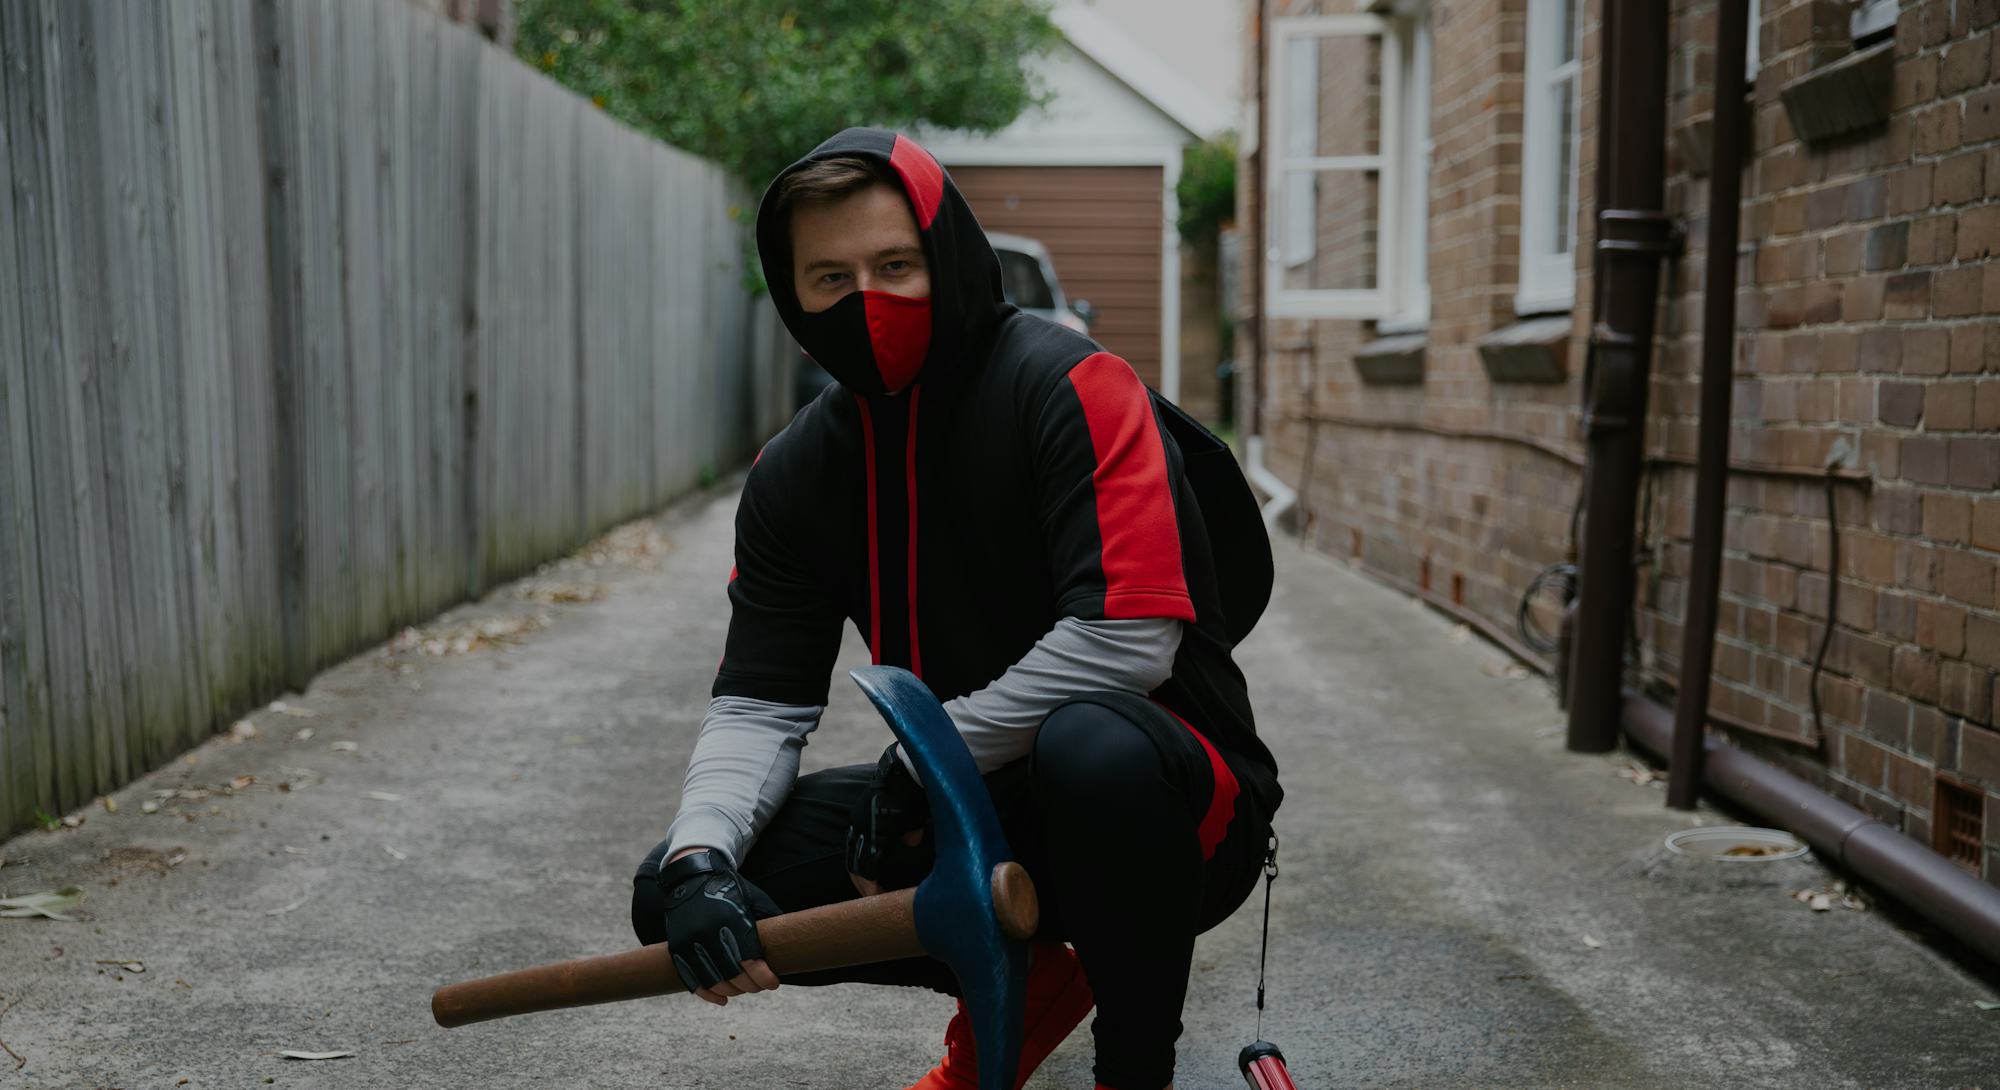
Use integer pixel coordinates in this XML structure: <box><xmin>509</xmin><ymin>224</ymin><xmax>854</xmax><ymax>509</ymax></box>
<box><xmin>1377</xmin><ymin>2</ymin><xmax>1433</xmax><ymax>333</ymax></box>
<box><xmin>1263</xmin><ymin>13</ymin><xmax>1403</xmax><ymax>320</ymax></box>
<box><xmin>1279</xmin><ymin>32</ymin><xmax>1320</xmax><ymax>270</ymax></box>
<box><xmin>1851</xmin><ymin>0</ymin><xmax>1897</xmax><ymax>42</ymax></box>
<box><xmin>1746</xmin><ymin>0</ymin><xmax>1761</xmax><ymax>78</ymax></box>
<box><xmin>1517</xmin><ymin>0</ymin><xmax>1583</xmax><ymax>315</ymax></box>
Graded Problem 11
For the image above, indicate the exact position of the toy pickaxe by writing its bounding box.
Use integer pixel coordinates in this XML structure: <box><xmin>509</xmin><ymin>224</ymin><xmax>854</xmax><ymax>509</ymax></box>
<box><xmin>432</xmin><ymin>666</ymin><xmax>1036</xmax><ymax>1090</ymax></box>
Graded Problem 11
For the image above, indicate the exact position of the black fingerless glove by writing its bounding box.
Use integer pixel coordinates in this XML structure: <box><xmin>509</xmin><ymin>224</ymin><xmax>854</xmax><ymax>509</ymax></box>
<box><xmin>655</xmin><ymin>849</ymin><xmax>779</xmax><ymax>993</ymax></box>
<box><xmin>843</xmin><ymin>743</ymin><xmax>934</xmax><ymax>890</ymax></box>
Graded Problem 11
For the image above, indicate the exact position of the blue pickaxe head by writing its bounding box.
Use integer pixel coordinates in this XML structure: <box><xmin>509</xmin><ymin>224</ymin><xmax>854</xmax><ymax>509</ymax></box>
<box><xmin>850</xmin><ymin>666</ymin><xmax>1034</xmax><ymax>1090</ymax></box>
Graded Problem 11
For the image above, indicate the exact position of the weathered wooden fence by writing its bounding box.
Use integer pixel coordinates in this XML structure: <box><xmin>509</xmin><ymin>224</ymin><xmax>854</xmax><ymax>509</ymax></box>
<box><xmin>0</xmin><ymin>0</ymin><xmax>795</xmax><ymax>837</ymax></box>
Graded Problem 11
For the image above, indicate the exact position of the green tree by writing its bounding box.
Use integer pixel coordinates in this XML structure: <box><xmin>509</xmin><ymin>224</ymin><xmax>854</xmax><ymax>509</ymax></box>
<box><xmin>515</xmin><ymin>0</ymin><xmax>1061</xmax><ymax>191</ymax></box>
<box><xmin>1175</xmin><ymin>133</ymin><xmax>1236</xmax><ymax>243</ymax></box>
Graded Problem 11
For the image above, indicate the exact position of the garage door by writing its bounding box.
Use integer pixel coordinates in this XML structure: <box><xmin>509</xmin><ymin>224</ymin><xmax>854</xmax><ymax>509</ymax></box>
<box><xmin>946</xmin><ymin>165</ymin><xmax>1165</xmax><ymax>389</ymax></box>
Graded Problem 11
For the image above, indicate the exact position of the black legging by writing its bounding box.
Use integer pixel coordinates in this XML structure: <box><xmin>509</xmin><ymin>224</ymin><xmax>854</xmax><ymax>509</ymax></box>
<box><xmin>635</xmin><ymin>691</ymin><xmax>1273</xmax><ymax>1090</ymax></box>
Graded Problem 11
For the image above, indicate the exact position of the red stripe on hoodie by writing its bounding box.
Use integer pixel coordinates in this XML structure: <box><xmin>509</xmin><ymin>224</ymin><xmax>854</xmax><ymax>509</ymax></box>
<box><xmin>1157</xmin><ymin>703</ymin><xmax>1240</xmax><ymax>859</ymax></box>
<box><xmin>1064</xmin><ymin>353</ymin><xmax>1195</xmax><ymax>622</ymax></box>
<box><xmin>855</xmin><ymin>398</ymin><xmax>883</xmax><ymax>663</ymax></box>
<box><xmin>888</xmin><ymin>134</ymin><xmax>944</xmax><ymax>228</ymax></box>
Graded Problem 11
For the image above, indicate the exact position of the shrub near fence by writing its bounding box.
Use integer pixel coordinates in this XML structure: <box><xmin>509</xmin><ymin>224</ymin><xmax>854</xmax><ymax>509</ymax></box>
<box><xmin>0</xmin><ymin>0</ymin><xmax>794</xmax><ymax>837</ymax></box>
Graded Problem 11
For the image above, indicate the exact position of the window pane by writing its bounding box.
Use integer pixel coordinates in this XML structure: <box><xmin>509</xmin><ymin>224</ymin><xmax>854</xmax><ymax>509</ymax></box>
<box><xmin>1559</xmin><ymin>0</ymin><xmax>1578</xmax><ymax>64</ymax></box>
<box><xmin>1279</xmin><ymin>32</ymin><xmax>1382</xmax><ymax>161</ymax></box>
<box><xmin>1283</xmin><ymin>36</ymin><xmax>1318</xmax><ymax>159</ymax></box>
<box><xmin>1279</xmin><ymin>168</ymin><xmax>1379</xmax><ymax>292</ymax></box>
<box><xmin>1551</xmin><ymin>76</ymin><xmax>1574</xmax><ymax>256</ymax></box>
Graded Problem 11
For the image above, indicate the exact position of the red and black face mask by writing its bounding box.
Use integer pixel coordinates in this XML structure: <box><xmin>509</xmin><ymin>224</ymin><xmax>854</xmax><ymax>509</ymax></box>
<box><xmin>794</xmin><ymin>289</ymin><xmax>933</xmax><ymax>397</ymax></box>
<box><xmin>757</xmin><ymin>129</ymin><xmax>1006</xmax><ymax>401</ymax></box>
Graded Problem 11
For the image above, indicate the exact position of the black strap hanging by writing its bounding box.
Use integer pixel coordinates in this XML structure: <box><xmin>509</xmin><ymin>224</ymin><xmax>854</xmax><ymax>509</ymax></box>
<box><xmin>1239</xmin><ymin>832</ymin><xmax>1298</xmax><ymax>1088</ymax></box>
<box><xmin>1255</xmin><ymin>832</ymin><xmax>1279</xmax><ymax>1039</ymax></box>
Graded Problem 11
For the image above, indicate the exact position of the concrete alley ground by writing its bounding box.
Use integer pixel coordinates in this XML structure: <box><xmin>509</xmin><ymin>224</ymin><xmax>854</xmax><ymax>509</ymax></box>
<box><xmin>1</xmin><ymin>479</ymin><xmax>1997</xmax><ymax>1089</ymax></box>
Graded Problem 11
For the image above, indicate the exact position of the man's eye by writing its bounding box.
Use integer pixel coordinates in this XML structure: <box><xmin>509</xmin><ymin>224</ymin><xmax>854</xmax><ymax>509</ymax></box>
<box><xmin>883</xmin><ymin>261</ymin><xmax>910</xmax><ymax>273</ymax></box>
<box><xmin>819</xmin><ymin>272</ymin><xmax>849</xmax><ymax>287</ymax></box>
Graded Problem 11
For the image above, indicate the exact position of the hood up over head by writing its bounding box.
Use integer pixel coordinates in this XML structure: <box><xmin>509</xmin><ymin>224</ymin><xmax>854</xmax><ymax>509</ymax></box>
<box><xmin>755</xmin><ymin>128</ymin><xmax>1006</xmax><ymax>397</ymax></box>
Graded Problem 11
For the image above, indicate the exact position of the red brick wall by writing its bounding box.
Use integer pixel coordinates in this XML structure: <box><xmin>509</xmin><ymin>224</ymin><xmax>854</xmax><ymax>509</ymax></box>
<box><xmin>1242</xmin><ymin>0</ymin><xmax>2000</xmax><ymax>881</ymax></box>
<box><xmin>1640</xmin><ymin>0</ymin><xmax>2000</xmax><ymax>874</ymax></box>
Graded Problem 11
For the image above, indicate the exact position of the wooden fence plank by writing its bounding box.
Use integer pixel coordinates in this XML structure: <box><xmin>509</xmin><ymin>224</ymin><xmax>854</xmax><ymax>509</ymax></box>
<box><xmin>375</xmin><ymin>0</ymin><xmax>420</xmax><ymax>627</ymax></box>
<box><xmin>0</xmin><ymin>4</ymin><xmax>48</xmax><ymax>830</ymax></box>
<box><xmin>212</xmin><ymin>0</ymin><xmax>285</xmax><ymax>710</ymax></box>
<box><xmin>337</xmin><ymin>0</ymin><xmax>390</xmax><ymax>648</ymax></box>
<box><xmin>164</xmin><ymin>0</ymin><xmax>229</xmax><ymax>756</ymax></box>
<box><xmin>104</xmin><ymin>0</ymin><xmax>201</xmax><ymax>775</ymax></box>
<box><xmin>48</xmin><ymin>0</ymin><xmax>135</xmax><ymax>808</ymax></box>
<box><xmin>0</xmin><ymin>2</ymin><xmax>74</xmax><ymax>823</ymax></box>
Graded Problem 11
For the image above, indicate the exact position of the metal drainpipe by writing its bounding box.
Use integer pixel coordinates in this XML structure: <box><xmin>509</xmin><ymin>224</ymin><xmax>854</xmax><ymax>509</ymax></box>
<box><xmin>1667</xmin><ymin>0</ymin><xmax>1751</xmax><ymax>810</ymax></box>
<box><xmin>1626</xmin><ymin>694</ymin><xmax>2000</xmax><ymax>964</ymax></box>
<box><xmin>1565</xmin><ymin>0</ymin><xmax>1675</xmax><ymax>753</ymax></box>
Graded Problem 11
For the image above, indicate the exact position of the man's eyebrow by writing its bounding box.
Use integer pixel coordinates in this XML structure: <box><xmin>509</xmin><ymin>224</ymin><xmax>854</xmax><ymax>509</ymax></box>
<box><xmin>802</xmin><ymin>245</ymin><xmax>921</xmax><ymax>273</ymax></box>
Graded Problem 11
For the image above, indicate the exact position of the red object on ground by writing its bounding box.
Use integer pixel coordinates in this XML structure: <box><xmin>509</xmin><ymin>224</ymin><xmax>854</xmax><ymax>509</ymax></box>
<box><xmin>1238</xmin><ymin>1041</ymin><xmax>1298</xmax><ymax>1089</ymax></box>
<box><xmin>906</xmin><ymin>940</ymin><xmax>1094</xmax><ymax>1090</ymax></box>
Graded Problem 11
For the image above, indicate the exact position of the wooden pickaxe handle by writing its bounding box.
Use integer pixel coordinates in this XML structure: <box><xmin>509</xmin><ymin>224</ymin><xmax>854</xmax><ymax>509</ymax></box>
<box><xmin>431</xmin><ymin>861</ymin><xmax>1037</xmax><ymax>1028</ymax></box>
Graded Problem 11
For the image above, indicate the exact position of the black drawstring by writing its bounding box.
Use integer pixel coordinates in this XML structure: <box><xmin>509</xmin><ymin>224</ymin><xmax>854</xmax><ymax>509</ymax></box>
<box><xmin>1255</xmin><ymin>832</ymin><xmax>1279</xmax><ymax>1041</ymax></box>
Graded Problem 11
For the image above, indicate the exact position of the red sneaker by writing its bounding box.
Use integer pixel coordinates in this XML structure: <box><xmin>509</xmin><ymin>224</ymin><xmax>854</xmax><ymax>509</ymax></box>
<box><xmin>905</xmin><ymin>941</ymin><xmax>1094</xmax><ymax>1090</ymax></box>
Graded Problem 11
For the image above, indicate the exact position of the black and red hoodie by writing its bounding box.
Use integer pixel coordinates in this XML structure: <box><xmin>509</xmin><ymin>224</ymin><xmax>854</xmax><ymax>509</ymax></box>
<box><xmin>716</xmin><ymin>127</ymin><xmax>1280</xmax><ymax>818</ymax></box>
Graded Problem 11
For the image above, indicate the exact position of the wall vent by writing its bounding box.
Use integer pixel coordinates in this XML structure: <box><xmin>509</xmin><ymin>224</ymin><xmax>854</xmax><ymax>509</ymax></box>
<box><xmin>1934</xmin><ymin>775</ymin><xmax>1984</xmax><ymax>873</ymax></box>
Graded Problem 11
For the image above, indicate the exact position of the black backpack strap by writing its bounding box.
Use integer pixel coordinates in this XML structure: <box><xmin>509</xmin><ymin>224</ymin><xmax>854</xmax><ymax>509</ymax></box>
<box><xmin>1151</xmin><ymin>393</ymin><xmax>1274</xmax><ymax>646</ymax></box>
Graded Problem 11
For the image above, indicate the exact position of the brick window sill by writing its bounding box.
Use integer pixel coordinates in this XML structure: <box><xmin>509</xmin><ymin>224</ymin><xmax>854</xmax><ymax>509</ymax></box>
<box><xmin>1477</xmin><ymin>315</ymin><xmax>1573</xmax><ymax>384</ymax></box>
<box><xmin>1353</xmin><ymin>333</ymin><xmax>1427</xmax><ymax>386</ymax></box>
<box><xmin>1777</xmin><ymin>41</ymin><xmax>1894</xmax><ymax>146</ymax></box>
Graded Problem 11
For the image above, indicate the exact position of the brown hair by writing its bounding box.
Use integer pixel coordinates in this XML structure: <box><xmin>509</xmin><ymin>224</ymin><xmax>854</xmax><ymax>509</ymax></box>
<box><xmin>774</xmin><ymin>156</ymin><xmax>903</xmax><ymax>223</ymax></box>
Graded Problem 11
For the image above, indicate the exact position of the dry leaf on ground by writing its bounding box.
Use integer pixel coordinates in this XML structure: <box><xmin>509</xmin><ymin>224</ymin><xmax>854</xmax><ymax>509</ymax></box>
<box><xmin>1616</xmin><ymin>762</ymin><xmax>1661</xmax><ymax>786</ymax></box>
<box><xmin>516</xmin><ymin>580</ymin><xmax>604</xmax><ymax>605</ymax></box>
<box><xmin>0</xmin><ymin>888</ymin><xmax>85</xmax><ymax>921</ymax></box>
<box><xmin>1791</xmin><ymin>886</ymin><xmax>1869</xmax><ymax>912</ymax></box>
<box><xmin>279</xmin><ymin>1050</ymin><xmax>357</xmax><ymax>1060</ymax></box>
<box><xmin>577</xmin><ymin>522</ymin><xmax>674</xmax><ymax>569</ymax></box>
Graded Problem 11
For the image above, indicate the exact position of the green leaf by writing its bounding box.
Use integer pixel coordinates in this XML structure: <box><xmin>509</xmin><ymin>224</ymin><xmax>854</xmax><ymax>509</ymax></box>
<box><xmin>1176</xmin><ymin>134</ymin><xmax>1237</xmax><ymax>243</ymax></box>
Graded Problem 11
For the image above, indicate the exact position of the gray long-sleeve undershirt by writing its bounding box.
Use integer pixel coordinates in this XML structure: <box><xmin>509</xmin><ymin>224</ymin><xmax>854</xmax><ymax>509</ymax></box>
<box><xmin>664</xmin><ymin>616</ymin><xmax>1183</xmax><ymax>866</ymax></box>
